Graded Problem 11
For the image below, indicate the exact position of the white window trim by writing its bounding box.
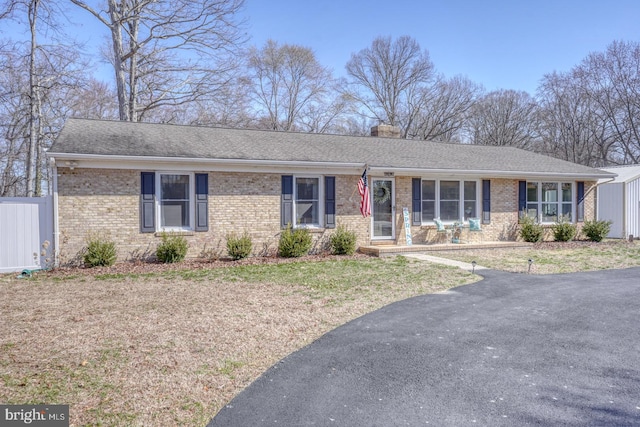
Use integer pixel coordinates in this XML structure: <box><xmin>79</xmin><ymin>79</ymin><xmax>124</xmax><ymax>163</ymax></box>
<box><xmin>526</xmin><ymin>181</ymin><xmax>575</xmax><ymax>224</ymax></box>
<box><xmin>293</xmin><ymin>175</ymin><xmax>324</xmax><ymax>228</ymax></box>
<box><xmin>421</xmin><ymin>179</ymin><xmax>480</xmax><ymax>225</ymax></box>
<box><xmin>155</xmin><ymin>171</ymin><xmax>195</xmax><ymax>232</ymax></box>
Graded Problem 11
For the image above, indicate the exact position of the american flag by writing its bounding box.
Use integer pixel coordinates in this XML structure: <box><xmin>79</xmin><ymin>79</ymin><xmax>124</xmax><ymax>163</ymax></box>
<box><xmin>358</xmin><ymin>169</ymin><xmax>371</xmax><ymax>218</ymax></box>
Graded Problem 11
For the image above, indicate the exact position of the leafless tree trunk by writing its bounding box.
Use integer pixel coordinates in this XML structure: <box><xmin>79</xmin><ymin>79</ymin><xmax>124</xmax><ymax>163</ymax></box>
<box><xmin>576</xmin><ymin>40</ymin><xmax>640</xmax><ymax>164</ymax></box>
<box><xmin>25</xmin><ymin>0</ymin><xmax>40</xmax><ymax>196</ymax></box>
<box><xmin>247</xmin><ymin>39</ymin><xmax>344</xmax><ymax>132</ymax></box>
<box><xmin>344</xmin><ymin>35</ymin><xmax>435</xmax><ymax>136</ymax></box>
<box><xmin>467</xmin><ymin>89</ymin><xmax>539</xmax><ymax>149</ymax></box>
<box><xmin>407</xmin><ymin>75</ymin><xmax>481</xmax><ymax>142</ymax></box>
<box><xmin>70</xmin><ymin>0</ymin><xmax>246</xmax><ymax>122</ymax></box>
<box><xmin>537</xmin><ymin>71</ymin><xmax>616</xmax><ymax>166</ymax></box>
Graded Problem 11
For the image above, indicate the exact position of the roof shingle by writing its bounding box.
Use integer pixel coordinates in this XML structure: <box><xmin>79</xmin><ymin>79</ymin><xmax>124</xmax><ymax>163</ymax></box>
<box><xmin>48</xmin><ymin>118</ymin><xmax>613</xmax><ymax>178</ymax></box>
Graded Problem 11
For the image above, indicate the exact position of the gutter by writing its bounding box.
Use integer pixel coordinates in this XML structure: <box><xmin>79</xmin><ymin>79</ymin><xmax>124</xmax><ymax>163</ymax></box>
<box><xmin>45</xmin><ymin>152</ymin><xmax>615</xmax><ymax>180</ymax></box>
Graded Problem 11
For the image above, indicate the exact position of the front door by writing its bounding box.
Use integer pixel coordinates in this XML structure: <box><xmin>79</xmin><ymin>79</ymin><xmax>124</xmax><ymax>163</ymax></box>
<box><xmin>372</xmin><ymin>178</ymin><xmax>395</xmax><ymax>240</ymax></box>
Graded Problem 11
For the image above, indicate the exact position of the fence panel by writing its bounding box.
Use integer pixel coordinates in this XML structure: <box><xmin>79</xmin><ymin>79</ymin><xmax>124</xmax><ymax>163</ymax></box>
<box><xmin>0</xmin><ymin>197</ymin><xmax>53</xmax><ymax>273</ymax></box>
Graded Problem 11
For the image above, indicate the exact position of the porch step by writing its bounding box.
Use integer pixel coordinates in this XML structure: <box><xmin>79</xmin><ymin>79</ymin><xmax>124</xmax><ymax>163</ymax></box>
<box><xmin>359</xmin><ymin>241</ymin><xmax>533</xmax><ymax>257</ymax></box>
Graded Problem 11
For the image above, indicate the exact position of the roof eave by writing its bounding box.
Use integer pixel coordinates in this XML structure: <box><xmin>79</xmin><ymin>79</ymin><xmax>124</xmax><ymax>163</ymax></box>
<box><xmin>47</xmin><ymin>153</ymin><xmax>615</xmax><ymax>180</ymax></box>
<box><xmin>47</xmin><ymin>153</ymin><xmax>366</xmax><ymax>173</ymax></box>
<box><xmin>368</xmin><ymin>166</ymin><xmax>616</xmax><ymax>180</ymax></box>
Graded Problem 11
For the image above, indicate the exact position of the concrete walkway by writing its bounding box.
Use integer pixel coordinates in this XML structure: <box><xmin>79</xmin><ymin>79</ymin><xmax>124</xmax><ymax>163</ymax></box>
<box><xmin>403</xmin><ymin>253</ymin><xmax>488</xmax><ymax>271</ymax></box>
<box><xmin>209</xmin><ymin>267</ymin><xmax>640</xmax><ymax>426</ymax></box>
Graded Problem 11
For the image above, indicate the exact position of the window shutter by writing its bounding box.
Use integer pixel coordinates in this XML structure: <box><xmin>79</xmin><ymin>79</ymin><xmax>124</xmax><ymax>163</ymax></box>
<box><xmin>412</xmin><ymin>178</ymin><xmax>421</xmax><ymax>225</ymax></box>
<box><xmin>518</xmin><ymin>181</ymin><xmax>527</xmax><ymax>217</ymax></box>
<box><xmin>482</xmin><ymin>179</ymin><xmax>491</xmax><ymax>224</ymax></box>
<box><xmin>281</xmin><ymin>175</ymin><xmax>293</xmax><ymax>228</ymax></box>
<box><xmin>577</xmin><ymin>181</ymin><xmax>585</xmax><ymax>222</ymax></box>
<box><xmin>324</xmin><ymin>176</ymin><xmax>336</xmax><ymax>229</ymax></box>
<box><xmin>195</xmin><ymin>173</ymin><xmax>209</xmax><ymax>232</ymax></box>
<box><xmin>140</xmin><ymin>172</ymin><xmax>155</xmax><ymax>233</ymax></box>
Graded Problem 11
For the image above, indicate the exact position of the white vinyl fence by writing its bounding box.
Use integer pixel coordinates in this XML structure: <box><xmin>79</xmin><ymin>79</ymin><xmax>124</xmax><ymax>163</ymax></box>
<box><xmin>0</xmin><ymin>197</ymin><xmax>54</xmax><ymax>273</ymax></box>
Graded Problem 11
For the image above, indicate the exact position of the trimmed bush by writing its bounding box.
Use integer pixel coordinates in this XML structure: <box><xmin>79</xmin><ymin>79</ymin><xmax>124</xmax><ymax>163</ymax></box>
<box><xmin>226</xmin><ymin>232</ymin><xmax>253</xmax><ymax>260</ymax></box>
<box><xmin>156</xmin><ymin>232</ymin><xmax>188</xmax><ymax>263</ymax></box>
<box><xmin>552</xmin><ymin>216</ymin><xmax>577</xmax><ymax>242</ymax></box>
<box><xmin>519</xmin><ymin>214</ymin><xmax>544</xmax><ymax>243</ymax></box>
<box><xmin>278</xmin><ymin>224</ymin><xmax>312</xmax><ymax>258</ymax></box>
<box><xmin>83</xmin><ymin>234</ymin><xmax>117</xmax><ymax>267</ymax></box>
<box><xmin>582</xmin><ymin>219</ymin><xmax>612</xmax><ymax>242</ymax></box>
<box><xmin>329</xmin><ymin>226</ymin><xmax>357</xmax><ymax>255</ymax></box>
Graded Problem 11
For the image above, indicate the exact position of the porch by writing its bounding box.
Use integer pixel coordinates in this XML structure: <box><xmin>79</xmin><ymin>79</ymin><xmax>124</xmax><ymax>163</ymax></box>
<box><xmin>359</xmin><ymin>241</ymin><xmax>533</xmax><ymax>257</ymax></box>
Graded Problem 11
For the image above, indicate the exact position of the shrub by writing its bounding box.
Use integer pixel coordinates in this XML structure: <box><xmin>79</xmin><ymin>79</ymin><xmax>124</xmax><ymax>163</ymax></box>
<box><xmin>156</xmin><ymin>232</ymin><xmax>188</xmax><ymax>263</ymax></box>
<box><xmin>552</xmin><ymin>216</ymin><xmax>577</xmax><ymax>242</ymax></box>
<box><xmin>582</xmin><ymin>219</ymin><xmax>612</xmax><ymax>242</ymax></box>
<box><xmin>329</xmin><ymin>226</ymin><xmax>357</xmax><ymax>255</ymax></box>
<box><xmin>278</xmin><ymin>224</ymin><xmax>312</xmax><ymax>258</ymax></box>
<box><xmin>226</xmin><ymin>232</ymin><xmax>253</xmax><ymax>260</ymax></box>
<box><xmin>519</xmin><ymin>214</ymin><xmax>544</xmax><ymax>243</ymax></box>
<box><xmin>83</xmin><ymin>234</ymin><xmax>117</xmax><ymax>267</ymax></box>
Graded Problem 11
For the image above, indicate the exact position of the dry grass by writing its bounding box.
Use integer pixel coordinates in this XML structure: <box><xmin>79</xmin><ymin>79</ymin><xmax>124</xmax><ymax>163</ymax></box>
<box><xmin>3</xmin><ymin>241</ymin><xmax>639</xmax><ymax>426</ymax></box>
<box><xmin>429</xmin><ymin>239</ymin><xmax>640</xmax><ymax>274</ymax></box>
<box><xmin>0</xmin><ymin>256</ymin><xmax>475</xmax><ymax>426</ymax></box>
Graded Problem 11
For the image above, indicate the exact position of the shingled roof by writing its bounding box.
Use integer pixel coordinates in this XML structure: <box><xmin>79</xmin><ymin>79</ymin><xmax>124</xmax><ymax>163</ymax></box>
<box><xmin>48</xmin><ymin>118</ymin><xmax>614</xmax><ymax>179</ymax></box>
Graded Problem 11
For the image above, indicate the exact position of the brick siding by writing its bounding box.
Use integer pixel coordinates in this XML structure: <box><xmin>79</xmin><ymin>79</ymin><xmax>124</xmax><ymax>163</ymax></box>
<box><xmin>56</xmin><ymin>169</ymin><xmax>598</xmax><ymax>264</ymax></box>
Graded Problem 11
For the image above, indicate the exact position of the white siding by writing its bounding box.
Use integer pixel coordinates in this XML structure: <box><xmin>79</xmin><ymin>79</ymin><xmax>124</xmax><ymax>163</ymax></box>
<box><xmin>0</xmin><ymin>197</ymin><xmax>53</xmax><ymax>273</ymax></box>
<box><xmin>627</xmin><ymin>177</ymin><xmax>640</xmax><ymax>238</ymax></box>
<box><xmin>598</xmin><ymin>183</ymin><xmax>625</xmax><ymax>238</ymax></box>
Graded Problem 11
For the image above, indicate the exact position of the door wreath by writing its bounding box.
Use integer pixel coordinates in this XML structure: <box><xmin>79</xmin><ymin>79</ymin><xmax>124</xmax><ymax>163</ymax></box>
<box><xmin>373</xmin><ymin>182</ymin><xmax>391</xmax><ymax>204</ymax></box>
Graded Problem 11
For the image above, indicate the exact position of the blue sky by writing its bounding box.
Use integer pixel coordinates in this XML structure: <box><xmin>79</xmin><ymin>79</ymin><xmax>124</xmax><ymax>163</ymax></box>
<box><xmin>1</xmin><ymin>0</ymin><xmax>638</xmax><ymax>95</ymax></box>
<box><xmin>243</xmin><ymin>0</ymin><xmax>640</xmax><ymax>94</ymax></box>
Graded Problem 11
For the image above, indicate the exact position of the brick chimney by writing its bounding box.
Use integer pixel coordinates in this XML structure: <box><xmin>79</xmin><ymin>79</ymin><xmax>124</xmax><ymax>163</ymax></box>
<box><xmin>370</xmin><ymin>124</ymin><xmax>401</xmax><ymax>138</ymax></box>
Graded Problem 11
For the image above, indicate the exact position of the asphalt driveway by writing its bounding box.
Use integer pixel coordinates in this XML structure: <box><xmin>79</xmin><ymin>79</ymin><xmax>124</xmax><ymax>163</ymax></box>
<box><xmin>209</xmin><ymin>267</ymin><xmax>640</xmax><ymax>426</ymax></box>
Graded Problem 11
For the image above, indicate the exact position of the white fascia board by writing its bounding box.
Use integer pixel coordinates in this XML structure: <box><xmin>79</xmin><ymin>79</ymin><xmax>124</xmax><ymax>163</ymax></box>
<box><xmin>47</xmin><ymin>153</ymin><xmax>365</xmax><ymax>175</ymax></box>
<box><xmin>368</xmin><ymin>166</ymin><xmax>616</xmax><ymax>181</ymax></box>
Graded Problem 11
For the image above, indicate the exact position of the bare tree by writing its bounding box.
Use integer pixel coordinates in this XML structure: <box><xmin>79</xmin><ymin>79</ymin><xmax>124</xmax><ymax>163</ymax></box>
<box><xmin>467</xmin><ymin>89</ymin><xmax>539</xmax><ymax>149</ymax></box>
<box><xmin>575</xmin><ymin>40</ymin><xmax>640</xmax><ymax>164</ymax></box>
<box><xmin>70</xmin><ymin>0</ymin><xmax>246</xmax><ymax>122</ymax></box>
<box><xmin>0</xmin><ymin>45</ymin><xmax>29</xmax><ymax>196</ymax></box>
<box><xmin>1</xmin><ymin>0</ymin><xmax>78</xmax><ymax>196</ymax></box>
<box><xmin>344</xmin><ymin>35</ymin><xmax>435</xmax><ymax>136</ymax></box>
<box><xmin>67</xmin><ymin>79</ymin><xmax>119</xmax><ymax>120</ymax></box>
<box><xmin>407</xmin><ymin>75</ymin><xmax>481</xmax><ymax>142</ymax></box>
<box><xmin>247</xmin><ymin>39</ymin><xmax>341</xmax><ymax>131</ymax></box>
<box><xmin>536</xmin><ymin>71</ymin><xmax>616</xmax><ymax>166</ymax></box>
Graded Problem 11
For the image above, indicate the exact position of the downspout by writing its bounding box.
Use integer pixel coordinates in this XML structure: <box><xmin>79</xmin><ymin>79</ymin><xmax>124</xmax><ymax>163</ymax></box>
<box><xmin>51</xmin><ymin>157</ymin><xmax>60</xmax><ymax>268</ymax></box>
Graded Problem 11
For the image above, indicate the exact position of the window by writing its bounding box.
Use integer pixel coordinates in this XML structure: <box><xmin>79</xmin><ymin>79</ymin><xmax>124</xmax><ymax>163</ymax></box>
<box><xmin>440</xmin><ymin>181</ymin><xmax>460</xmax><ymax>221</ymax></box>
<box><xmin>158</xmin><ymin>173</ymin><xmax>193</xmax><ymax>230</ymax></box>
<box><xmin>464</xmin><ymin>181</ymin><xmax>477</xmax><ymax>220</ymax></box>
<box><xmin>295</xmin><ymin>177</ymin><xmax>320</xmax><ymax>226</ymax></box>
<box><xmin>281</xmin><ymin>175</ymin><xmax>335</xmax><ymax>229</ymax></box>
<box><xmin>525</xmin><ymin>181</ymin><xmax>574</xmax><ymax>223</ymax></box>
<box><xmin>420</xmin><ymin>179</ymin><xmax>479</xmax><ymax>223</ymax></box>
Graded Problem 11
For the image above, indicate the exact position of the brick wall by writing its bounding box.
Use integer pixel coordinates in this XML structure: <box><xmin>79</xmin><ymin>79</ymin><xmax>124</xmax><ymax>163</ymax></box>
<box><xmin>402</xmin><ymin>178</ymin><xmax>597</xmax><ymax>245</ymax></box>
<box><xmin>56</xmin><ymin>169</ymin><xmax>598</xmax><ymax>264</ymax></box>
<box><xmin>56</xmin><ymin>168</ymin><xmax>373</xmax><ymax>264</ymax></box>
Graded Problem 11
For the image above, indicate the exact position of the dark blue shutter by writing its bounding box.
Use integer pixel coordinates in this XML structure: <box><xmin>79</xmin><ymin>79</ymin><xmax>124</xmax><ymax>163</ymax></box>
<box><xmin>281</xmin><ymin>175</ymin><xmax>293</xmax><ymax>228</ymax></box>
<box><xmin>577</xmin><ymin>181</ymin><xmax>585</xmax><ymax>222</ymax></box>
<box><xmin>412</xmin><ymin>178</ymin><xmax>421</xmax><ymax>225</ymax></box>
<box><xmin>195</xmin><ymin>173</ymin><xmax>208</xmax><ymax>231</ymax></box>
<box><xmin>482</xmin><ymin>179</ymin><xmax>491</xmax><ymax>224</ymax></box>
<box><xmin>324</xmin><ymin>176</ymin><xmax>336</xmax><ymax>229</ymax></box>
<box><xmin>518</xmin><ymin>181</ymin><xmax>527</xmax><ymax>218</ymax></box>
<box><xmin>140</xmin><ymin>172</ymin><xmax>155</xmax><ymax>233</ymax></box>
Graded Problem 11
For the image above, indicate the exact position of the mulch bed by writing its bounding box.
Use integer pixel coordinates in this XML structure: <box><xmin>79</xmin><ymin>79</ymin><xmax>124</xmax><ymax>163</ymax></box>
<box><xmin>43</xmin><ymin>252</ymin><xmax>373</xmax><ymax>278</ymax></box>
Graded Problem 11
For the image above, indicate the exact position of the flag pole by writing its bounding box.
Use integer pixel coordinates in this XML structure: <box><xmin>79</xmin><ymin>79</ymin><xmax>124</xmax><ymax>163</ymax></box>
<box><xmin>350</xmin><ymin>164</ymin><xmax>368</xmax><ymax>199</ymax></box>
